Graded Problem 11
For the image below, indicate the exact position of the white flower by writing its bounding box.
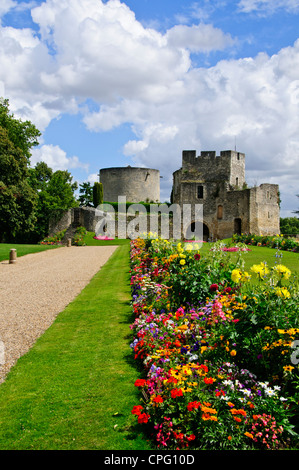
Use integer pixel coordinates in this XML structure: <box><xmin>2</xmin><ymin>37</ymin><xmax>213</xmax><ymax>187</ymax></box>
<box><xmin>240</xmin><ymin>389</ymin><xmax>251</xmax><ymax>396</ymax></box>
<box><xmin>264</xmin><ymin>387</ymin><xmax>276</xmax><ymax>397</ymax></box>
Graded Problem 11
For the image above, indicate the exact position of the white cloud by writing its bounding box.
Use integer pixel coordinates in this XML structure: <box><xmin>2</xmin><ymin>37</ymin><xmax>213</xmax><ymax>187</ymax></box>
<box><xmin>237</xmin><ymin>0</ymin><xmax>299</xmax><ymax>14</ymax></box>
<box><xmin>0</xmin><ymin>0</ymin><xmax>16</xmax><ymax>18</ymax></box>
<box><xmin>30</xmin><ymin>144</ymin><xmax>89</xmax><ymax>173</ymax></box>
<box><xmin>166</xmin><ymin>23</ymin><xmax>235</xmax><ymax>53</ymax></box>
<box><xmin>0</xmin><ymin>0</ymin><xmax>298</xmax><ymax>215</ymax></box>
<box><xmin>87</xmin><ymin>173</ymin><xmax>99</xmax><ymax>184</ymax></box>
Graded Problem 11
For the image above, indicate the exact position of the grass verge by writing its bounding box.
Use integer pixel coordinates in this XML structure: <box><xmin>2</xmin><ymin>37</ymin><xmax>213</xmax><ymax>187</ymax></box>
<box><xmin>0</xmin><ymin>243</ymin><xmax>60</xmax><ymax>263</ymax></box>
<box><xmin>0</xmin><ymin>243</ymin><xmax>151</xmax><ymax>450</ymax></box>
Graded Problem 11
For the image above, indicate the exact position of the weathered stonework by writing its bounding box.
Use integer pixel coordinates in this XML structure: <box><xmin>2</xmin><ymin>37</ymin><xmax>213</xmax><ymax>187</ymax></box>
<box><xmin>172</xmin><ymin>150</ymin><xmax>280</xmax><ymax>240</ymax></box>
<box><xmin>100</xmin><ymin>166</ymin><xmax>160</xmax><ymax>203</ymax></box>
<box><xmin>49</xmin><ymin>151</ymin><xmax>280</xmax><ymax>242</ymax></box>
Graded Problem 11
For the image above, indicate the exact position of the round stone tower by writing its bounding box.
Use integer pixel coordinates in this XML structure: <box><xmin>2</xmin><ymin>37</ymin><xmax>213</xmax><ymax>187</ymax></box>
<box><xmin>99</xmin><ymin>166</ymin><xmax>160</xmax><ymax>203</ymax></box>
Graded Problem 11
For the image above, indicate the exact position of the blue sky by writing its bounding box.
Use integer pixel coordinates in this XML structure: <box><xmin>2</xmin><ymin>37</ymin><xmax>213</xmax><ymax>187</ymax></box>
<box><xmin>1</xmin><ymin>0</ymin><xmax>299</xmax><ymax>216</ymax></box>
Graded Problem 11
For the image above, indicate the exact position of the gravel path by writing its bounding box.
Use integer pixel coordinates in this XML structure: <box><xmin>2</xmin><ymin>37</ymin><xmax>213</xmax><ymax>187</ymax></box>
<box><xmin>0</xmin><ymin>245</ymin><xmax>117</xmax><ymax>383</ymax></box>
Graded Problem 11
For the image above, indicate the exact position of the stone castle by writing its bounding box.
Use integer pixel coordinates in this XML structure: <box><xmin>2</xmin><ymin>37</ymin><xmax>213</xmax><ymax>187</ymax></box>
<box><xmin>49</xmin><ymin>149</ymin><xmax>280</xmax><ymax>241</ymax></box>
<box><xmin>172</xmin><ymin>150</ymin><xmax>280</xmax><ymax>240</ymax></box>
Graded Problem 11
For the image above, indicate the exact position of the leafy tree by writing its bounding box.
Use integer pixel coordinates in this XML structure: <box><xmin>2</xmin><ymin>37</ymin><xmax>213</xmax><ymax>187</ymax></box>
<box><xmin>27</xmin><ymin>166</ymin><xmax>78</xmax><ymax>242</ymax></box>
<box><xmin>78</xmin><ymin>181</ymin><xmax>93</xmax><ymax>206</ymax></box>
<box><xmin>0</xmin><ymin>98</ymin><xmax>41</xmax><ymax>162</ymax></box>
<box><xmin>280</xmin><ymin>216</ymin><xmax>299</xmax><ymax>236</ymax></box>
<box><xmin>0</xmin><ymin>121</ymin><xmax>37</xmax><ymax>241</ymax></box>
<box><xmin>28</xmin><ymin>161</ymin><xmax>53</xmax><ymax>191</ymax></box>
<box><xmin>0</xmin><ymin>98</ymin><xmax>79</xmax><ymax>242</ymax></box>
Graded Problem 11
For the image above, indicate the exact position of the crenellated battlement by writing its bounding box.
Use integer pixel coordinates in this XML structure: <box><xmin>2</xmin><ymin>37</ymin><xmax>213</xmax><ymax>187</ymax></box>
<box><xmin>181</xmin><ymin>149</ymin><xmax>245</xmax><ymax>187</ymax></box>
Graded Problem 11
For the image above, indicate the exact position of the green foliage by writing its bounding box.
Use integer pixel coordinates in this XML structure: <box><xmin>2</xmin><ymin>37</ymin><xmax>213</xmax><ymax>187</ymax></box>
<box><xmin>28</xmin><ymin>166</ymin><xmax>78</xmax><ymax>243</ymax></box>
<box><xmin>39</xmin><ymin>230</ymin><xmax>66</xmax><ymax>245</ymax></box>
<box><xmin>72</xmin><ymin>226</ymin><xmax>87</xmax><ymax>246</ymax></box>
<box><xmin>0</xmin><ymin>98</ymin><xmax>41</xmax><ymax>162</ymax></box>
<box><xmin>92</xmin><ymin>182</ymin><xmax>103</xmax><ymax>207</ymax></box>
<box><xmin>233</xmin><ymin>232</ymin><xmax>299</xmax><ymax>253</ymax></box>
<box><xmin>280</xmin><ymin>217</ymin><xmax>299</xmax><ymax>237</ymax></box>
<box><xmin>78</xmin><ymin>181</ymin><xmax>93</xmax><ymax>206</ymax></box>
<box><xmin>0</xmin><ymin>125</ymin><xmax>37</xmax><ymax>241</ymax></box>
<box><xmin>0</xmin><ymin>98</ymin><xmax>80</xmax><ymax>243</ymax></box>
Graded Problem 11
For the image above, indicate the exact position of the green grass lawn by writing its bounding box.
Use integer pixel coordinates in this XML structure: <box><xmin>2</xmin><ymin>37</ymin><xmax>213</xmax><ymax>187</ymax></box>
<box><xmin>83</xmin><ymin>231</ymin><xmax>130</xmax><ymax>246</ymax></box>
<box><xmin>0</xmin><ymin>243</ymin><xmax>60</xmax><ymax>263</ymax></box>
<box><xmin>0</xmin><ymin>243</ymin><xmax>151</xmax><ymax>450</ymax></box>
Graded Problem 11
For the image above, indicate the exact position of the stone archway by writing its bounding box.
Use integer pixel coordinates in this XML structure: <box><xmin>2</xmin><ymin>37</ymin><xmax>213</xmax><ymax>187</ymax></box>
<box><xmin>185</xmin><ymin>221</ymin><xmax>210</xmax><ymax>241</ymax></box>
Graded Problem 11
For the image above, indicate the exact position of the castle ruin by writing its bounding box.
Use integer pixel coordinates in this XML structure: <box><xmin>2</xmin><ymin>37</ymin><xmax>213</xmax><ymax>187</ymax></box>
<box><xmin>49</xmin><ymin>149</ymin><xmax>280</xmax><ymax>241</ymax></box>
<box><xmin>172</xmin><ymin>150</ymin><xmax>280</xmax><ymax>240</ymax></box>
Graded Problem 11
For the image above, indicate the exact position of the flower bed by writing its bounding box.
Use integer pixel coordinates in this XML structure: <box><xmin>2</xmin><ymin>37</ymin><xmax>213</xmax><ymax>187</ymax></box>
<box><xmin>129</xmin><ymin>237</ymin><xmax>299</xmax><ymax>450</ymax></box>
<box><xmin>233</xmin><ymin>233</ymin><xmax>299</xmax><ymax>253</ymax></box>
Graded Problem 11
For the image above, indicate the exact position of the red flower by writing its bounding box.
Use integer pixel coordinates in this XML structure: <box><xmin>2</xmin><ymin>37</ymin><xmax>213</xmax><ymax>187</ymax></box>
<box><xmin>187</xmin><ymin>401</ymin><xmax>201</xmax><ymax>411</ymax></box>
<box><xmin>171</xmin><ymin>388</ymin><xmax>183</xmax><ymax>398</ymax></box>
<box><xmin>134</xmin><ymin>379</ymin><xmax>147</xmax><ymax>387</ymax></box>
<box><xmin>138</xmin><ymin>412</ymin><xmax>150</xmax><ymax>424</ymax></box>
<box><xmin>204</xmin><ymin>377</ymin><xmax>215</xmax><ymax>385</ymax></box>
<box><xmin>153</xmin><ymin>395</ymin><xmax>164</xmax><ymax>403</ymax></box>
<box><xmin>194</xmin><ymin>253</ymin><xmax>201</xmax><ymax>260</ymax></box>
<box><xmin>209</xmin><ymin>284</ymin><xmax>219</xmax><ymax>291</ymax></box>
<box><xmin>131</xmin><ymin>405</ymin><xmax>144</xmax><ymax>415</ymax></box>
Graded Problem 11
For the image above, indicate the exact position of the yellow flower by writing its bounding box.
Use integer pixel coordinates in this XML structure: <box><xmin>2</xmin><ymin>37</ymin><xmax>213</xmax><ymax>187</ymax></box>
<box><xmin>275</xmin><ymin>287</ymin><xmax>291</xmax><ymax>299</ymax></box>
<box><xmin>231</xmin><ymin>268</ymin><xmax>242</xmax><ymax>283</ymax></box>
<box><xmin>283</xmin><ymin>365</ymin><xmax>294</xmax><ymax>372</ymax></box>
<box><xmin>241</xmin><ymin>271</ymin><xmax>251</xmax><ymax>282</ymax></box>
<box><xmin>273</xmin><ymin>264</ymin><xmax>291</xmax><ymax>280</ymax></box>
<box><xmin>230</xmin><ymin>350</ymin><xmax>237</xmax><ymax>356</ymax></box>
<box><xmin>250</xmin><ymin>262</ymin><xmax>269</xmax><ymax>278</ymax></box>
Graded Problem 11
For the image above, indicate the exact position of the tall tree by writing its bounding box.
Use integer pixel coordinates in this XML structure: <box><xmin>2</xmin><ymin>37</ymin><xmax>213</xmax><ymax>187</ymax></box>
<box><xmin>78</xmin><ymin>181</ymin><xmax>93</xmax><ymax>206</ymax></box>
<box><xmin>0</xmin><ymin>98</ymin><xmax>41</xmax><ymax>162</ymax></box>
<box><xmin>0</xmin><ymin>106</ymin><xmax>38</xmax><ymax>241</ymax></box>
<box><xmin>28</xmin><ymin>166</ymin><xmax>78</xmax><ymax>242</ymax></box>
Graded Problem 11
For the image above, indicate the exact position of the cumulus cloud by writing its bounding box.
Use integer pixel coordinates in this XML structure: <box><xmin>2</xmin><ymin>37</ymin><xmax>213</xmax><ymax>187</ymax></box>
<box><xmin>0</xmin><ymin>0</ymin><xmax>298</xmax><ymax>214</ymax></box>
<box><xmin>30</xmin><ymin>144</ymin><xmax>89</xmax><ymax>173</ymax></box>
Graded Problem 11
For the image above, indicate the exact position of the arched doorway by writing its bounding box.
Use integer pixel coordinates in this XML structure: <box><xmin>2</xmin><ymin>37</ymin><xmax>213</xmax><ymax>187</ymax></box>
<box><xmin>185</xmin><ymin>221</ymin><xmax>209</xmax><ymax>241</ymax></box>
<box><xmin>234</xmin><ymin>218</ymin><xmax>242</xmax><ymax>235</ymax></box>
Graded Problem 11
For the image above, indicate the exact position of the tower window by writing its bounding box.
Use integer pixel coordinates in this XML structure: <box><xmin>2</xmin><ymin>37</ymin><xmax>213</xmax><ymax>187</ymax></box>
<box><xmin>197</xmin><ymin>185</ymin><xmax>203</xmax><ymax>199</ymax></box>
<box><xmin>217</xmin><ymin>205</ymin><xmax>223</xmax><ymax>219</ymax></box>
<box><xmin>236</xmin><ymin>177</ymin><xmax>239</xmax><ymax>187</ymax></box>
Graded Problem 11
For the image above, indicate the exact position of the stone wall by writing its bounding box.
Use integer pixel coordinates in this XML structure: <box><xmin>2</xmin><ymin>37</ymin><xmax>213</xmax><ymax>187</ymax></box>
<box><xmin>99</xmin><ymin>167</ymin><xmax>160</xmax><ymax>203</ymax></box>
<box><xmin>173</xmin><ymin>150</ymin><xmax>280</xmax><ymax>239</ymax></box>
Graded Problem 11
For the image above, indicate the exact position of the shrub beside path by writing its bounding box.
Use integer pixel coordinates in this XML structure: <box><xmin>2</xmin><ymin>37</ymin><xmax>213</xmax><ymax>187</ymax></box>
<box><xmin>0</xmin><ymin>245</ymin><xmax>117</xmax><ymax>384</ymax></box>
